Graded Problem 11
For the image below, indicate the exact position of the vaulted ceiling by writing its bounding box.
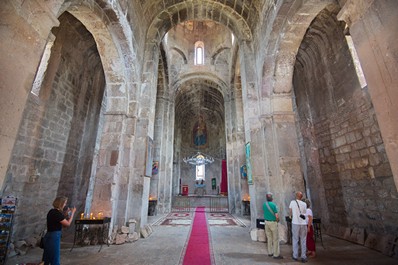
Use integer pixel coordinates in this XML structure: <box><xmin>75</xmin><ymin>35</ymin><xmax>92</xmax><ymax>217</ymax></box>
<box><xmin>137</xmin><ymin>0</ymin><xmax>274</xmax><ymax>43</ymax></box>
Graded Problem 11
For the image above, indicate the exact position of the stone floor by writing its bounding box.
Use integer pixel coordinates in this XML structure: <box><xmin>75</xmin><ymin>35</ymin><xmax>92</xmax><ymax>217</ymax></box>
<box><xmin>6</xmin><ymin>214</ymin><xmax>397</xmax><ymax>265</ymax></box>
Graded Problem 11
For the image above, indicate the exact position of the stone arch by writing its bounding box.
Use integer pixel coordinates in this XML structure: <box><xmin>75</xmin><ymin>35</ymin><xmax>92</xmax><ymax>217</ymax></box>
<box><xmin>251</xmin><ymin>0</ymin><xmax>341</xmax><ymax>232</ymax></box>
<box><xmin>173</xmin><ymin>74</ymin><xmax>231</xmax><ymax>147</ymax></box>
<box><xmin>266</xmin><ymin>1</ymin><xmax>339</xmax><ymax>95</ymax></box>
<box><xmin>146</xmin><ymin>0</ymin><xmax>253</xmax><ymax>45</ymax></box>
<box><xmin>174</xmin><ymin>78</ymin><xmax>225</xmax><ymax>123</ymax></box>
<box><xmin>140</xmin><ymin>1</ymin><xmax>253</xmax><ymax>141</ymax></box>
<box><xmin>171</xmin><ymin>47</ymin><xmax>188</xmax><ymax>64</ymax></box>
<box><xmin>54</xmin><ymin>1</ymin><xmax>140</xmax><ymax>228</ymax></box>
<box><xmin>60</xmin><ymin>0</ymin><xmax>138</xmax><ymax>115</ymax></box>
<box><xmin>141</xmin><ymin>0</ymin><xmax>254</xmax><ymax>106</ymax></box>
<box><xmin>211</xmin><ymin>47</ymin><xmax>231</xmax><ymax>65</ymax></box>
<box><xmin>173</xmin><ymin>72</ymin><xmax>229</xmax><ymax>100</ymax></box>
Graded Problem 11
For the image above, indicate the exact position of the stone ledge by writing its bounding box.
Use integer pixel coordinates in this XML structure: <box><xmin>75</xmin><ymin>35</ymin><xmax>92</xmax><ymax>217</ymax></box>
<box><xmin>326</xmin><ymin>224</ymin><xmax>398</xmax><ymax>257</ymax></box>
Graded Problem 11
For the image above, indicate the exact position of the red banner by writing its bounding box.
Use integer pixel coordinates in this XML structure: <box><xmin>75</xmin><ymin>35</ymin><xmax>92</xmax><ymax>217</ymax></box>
<box><xmin>220</xmin><ymin>159</ymin><xmax>228</xmax><ymax>195</ymax></box>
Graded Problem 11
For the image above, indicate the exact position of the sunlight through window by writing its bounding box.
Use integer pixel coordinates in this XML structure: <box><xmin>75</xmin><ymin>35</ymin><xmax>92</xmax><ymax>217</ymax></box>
<box><xmin>194</xmin><ymin>41</ymin><xmax>204</xmax><ymax>65</ymax></box>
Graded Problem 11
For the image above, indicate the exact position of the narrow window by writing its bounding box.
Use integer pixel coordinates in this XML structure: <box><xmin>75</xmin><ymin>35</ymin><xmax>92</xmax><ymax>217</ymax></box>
<box><xmin>31</xmin><ymin>34</ymin><xmax>55</xmax><ymax>96</ymax></box>
<box><xmin>345</xmin><ymin>35</ymin><xmax>367</xmax><ymax>88</ymax></box>
<box><xmin>194</xmin><ymin>41</ymin><xmax>204</xmax><ymax>65</ymax></box>
<box><xmin>196</xmin><ymin>164</ymin><xmax>205</xmax><ymax>181</ymax></box>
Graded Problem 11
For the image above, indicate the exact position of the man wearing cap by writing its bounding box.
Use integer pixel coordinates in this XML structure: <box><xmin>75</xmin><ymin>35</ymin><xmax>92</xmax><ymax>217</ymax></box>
<box><xmin>263</xmin><ymin>192</ymin><xmax>283</xmax><ymax>259</ymax></box>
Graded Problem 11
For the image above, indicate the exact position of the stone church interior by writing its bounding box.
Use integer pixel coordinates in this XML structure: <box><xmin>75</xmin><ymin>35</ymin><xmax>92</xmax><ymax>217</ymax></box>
<box><xmin>0</xmin><ymin>0</ymin><xmax>397</xmax><ymax>263</ymax></box>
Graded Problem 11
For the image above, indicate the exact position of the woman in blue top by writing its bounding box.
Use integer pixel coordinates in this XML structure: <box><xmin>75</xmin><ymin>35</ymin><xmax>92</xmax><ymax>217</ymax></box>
<box><xmin>42</xmin><ymin>196</ymin><xmax>76</xmax><ymax>265</ymax></box>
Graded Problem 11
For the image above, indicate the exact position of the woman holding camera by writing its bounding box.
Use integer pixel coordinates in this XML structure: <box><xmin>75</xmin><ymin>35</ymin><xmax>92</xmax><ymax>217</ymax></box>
<box><xmin>42</xmin><ymin>196</ymin><xmax>76</xmax><ymax>265</ymax></box>
<box><xmin>289</xmin><ymin>191</ymin><xmax>308</xmax><ymax>263</ymax></box>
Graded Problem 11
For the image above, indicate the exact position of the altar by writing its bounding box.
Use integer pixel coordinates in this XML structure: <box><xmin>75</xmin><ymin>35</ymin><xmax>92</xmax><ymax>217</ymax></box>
<box><xmin>194</xmin><ymin>182</ymin><xmax>206</xmax><ymax>196</ymax></box>
<box><xmin>172</xmin><ymin>195</ymin><xmax>228</xmax><ymax>212</ymax></box>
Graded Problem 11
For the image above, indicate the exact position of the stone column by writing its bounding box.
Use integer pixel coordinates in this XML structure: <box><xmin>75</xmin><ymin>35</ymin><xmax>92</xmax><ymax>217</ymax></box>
<box><xmin>238</xmin><ymin>41</ymin><xmax>267</xmax><ymax>229</ymax></box>
<box><xmin>90</xmin><ymin>113</ymin><xmax>131</xmax><ymax>227</ymax></box>
<box><xmin>225</xmin><ymin>78</ymin><xmax>246</xmax><ymax>215</ymax></box>
<box><xmin>338</xmin><ymin>0</ymin><xmax>398</xmax><ymax>190</ymax></box>
<box><xmin>225</xmin><ymin>95</ymin><xmax>237</xmax><ymax>212</ymax></box>
<box><xmin>152</xmin><ymin>95</ymin><xmax>175</xmax><ymax>214</ymax></box>
<box><xmin>163</xmin><ymin>100</ymin><xmax>175</xmax><ymax>211</ymax></box>
<box><xmin>125</xmin><ymin>42</ymin><xmax>160</xmax><ymax>228</ymax></box>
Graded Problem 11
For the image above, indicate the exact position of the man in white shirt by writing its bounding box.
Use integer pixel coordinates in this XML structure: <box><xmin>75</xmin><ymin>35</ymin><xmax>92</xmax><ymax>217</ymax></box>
<box><xmin>289</xmin><ymin>191</ymin><xmax>308</xmax><ymax>263</ymax></box>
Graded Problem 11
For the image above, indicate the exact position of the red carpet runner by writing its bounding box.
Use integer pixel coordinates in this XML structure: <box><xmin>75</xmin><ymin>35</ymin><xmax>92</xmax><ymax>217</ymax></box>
<box><xmin>182</xmin><ymin>207</ymin><xmax>213</xmax><ymax>265</ymax></box>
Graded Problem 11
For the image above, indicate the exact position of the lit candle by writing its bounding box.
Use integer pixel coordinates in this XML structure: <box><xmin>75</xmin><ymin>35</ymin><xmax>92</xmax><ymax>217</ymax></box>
<box><xmin>90</xmin><ymin>212</ymin><xmax>93</xmax><ymax>219</ymax></box>
<box><xmin>80</xmin><ymin>213</ymin><xmax>84</xmax><ymax>219</ymax></box>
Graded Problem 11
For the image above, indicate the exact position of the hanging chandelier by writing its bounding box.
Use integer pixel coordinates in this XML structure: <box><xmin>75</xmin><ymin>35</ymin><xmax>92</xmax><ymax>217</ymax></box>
<box><xmin>183</xmin><ymin>151</ymin><xmax>214</xmax><ymax>166</ymax></box>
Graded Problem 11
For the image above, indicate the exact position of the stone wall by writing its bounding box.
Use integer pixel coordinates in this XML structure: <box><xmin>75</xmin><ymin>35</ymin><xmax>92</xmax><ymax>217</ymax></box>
<box><xmin>314</xmin><ymin>88</ymin><xmax>394</xmax><ymax>227</ymax></box>
<box><xmin>294</xmin><ymin>7</ymin><xmax>397</xmax><ymax>244</ymax></box>
<box><xmin>3</xmin><ymin>12</ymin><xmax>105</xmax><ymax>239</ymax></box>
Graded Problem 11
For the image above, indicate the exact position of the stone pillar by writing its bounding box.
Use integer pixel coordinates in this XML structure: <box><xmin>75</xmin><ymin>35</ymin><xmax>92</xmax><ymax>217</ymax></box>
<box><xmin>241</xmin><ymin>41</ymin><xmax>306</xmax><ymax>240</ymax></box>
<box><xmin>238</xmin><ymin>42</ymin><xmax>267</xmax><ymax>229</ymax></box>
<box><xmin>225</xmin><ymin>77</ymin><xmax>246</xmax><ymax>215</ymax></box>
<box><xmin>258</xmin><ymin>97</ymin><xmax>305</xmax><ymax>242</ymax></box>
<box><xmin>152</xmin><ymin>95</ymin><xmax>175</xmax><ymax>214</ymax></box>
<box><xmin>90</xmin><ymin>114</ymin><xmax>130</xmax><ymax>227</ymax></box>
<box><xmin>125</xmin><ymin>117</ymin><xmax>150</xmax><ymax>229</ymax></box>
<box><xmin>163</xmin><ymin>101</ymin><xmax>175</xmax><ymax>211</ymax></box>
<box><xmin>225</xmin><ymin>96</ymin><xmax>237</xmax><ymax>212</ymax></box>
<box><xmin>338</xmin><ymin>0</ymin><xmax>398</xmax><ymax>190</ymax></box>
<box><xmin>125</xmin><ymin>42</ymin><xmax>160</xmax><ymax>228</ymax></box>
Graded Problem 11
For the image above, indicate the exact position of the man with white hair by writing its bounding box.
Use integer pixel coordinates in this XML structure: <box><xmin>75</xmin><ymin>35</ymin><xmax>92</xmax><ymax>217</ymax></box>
<box><xmin>263</xmin><ymin>192</ymin><xmax>283</xmax><ymax>259</ymax></box>
<box><xmin>289</xmin><ymin>191</ymin><xmax>308</xmax><ymax>263</ymax></box>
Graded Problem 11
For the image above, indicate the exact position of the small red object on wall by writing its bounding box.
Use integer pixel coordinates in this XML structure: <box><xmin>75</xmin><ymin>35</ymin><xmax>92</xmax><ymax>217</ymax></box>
<box><xmin>182</xmin><ymin>185</ymin><xmax>189</xmax><ymax>196</ymax></box>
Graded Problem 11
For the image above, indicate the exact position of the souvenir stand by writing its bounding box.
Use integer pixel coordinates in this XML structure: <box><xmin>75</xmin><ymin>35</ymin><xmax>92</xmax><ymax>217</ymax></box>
<box><xmin>0</xmin><ymin>196</ymin><xmax>17</xmax><ymax>265</ymax></box>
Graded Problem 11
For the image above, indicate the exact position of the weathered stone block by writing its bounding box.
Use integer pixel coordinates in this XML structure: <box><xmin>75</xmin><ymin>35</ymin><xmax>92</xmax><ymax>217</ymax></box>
<box><xmin>127</xmin><ymin>232</ymin><xmax>140</xmax><ymax>243</ymax></box>
<box><xmin>364</xmin><ymin>233</ymin><xmax>383</xmax><ymax>252</ymax></box>
<box><xmin>115</xmin><ymin>233</ymin><xmax>127</xmax><ymax>245</ymax></box>
<box><xmin>121</xmin><ymin>226</ymin><xmax>129</xmax><ymax>234</ymax></box>
<box><xmin>141</xmin><ymin>227</ymin><xmax>149</xmax><ymax>238</ymax></box>
<box><xmin>128</xmin><ymin>219</ymin><xmax>137</xmax><ymax>234</ymax></box>
<box><xmin>258</xmin><ymin>229</ymin><xmax>266</xmax><ymax>242</ymax></box>
<box><xmin>250</xmin><ymin>229</ymin><xmax>258</xmax><ymax>241</ymax></box>
<box><xmin>380</xmin><ymin>235</ymin><xmax>398</xmax><ymax>256</ymax></box>
<box><xmin>349</xmin><ymin>227</ymin><xmax>365</xmax><ymax>245</ymax></box>
<box><xmin>145</xmin><ymin>224</ymin><xmax>153</xmax><ymax>235</ymax></box>
<box><xmin>343</xmin><ymin>228</ymin><xmax>352</xmax><ymax>241</ymax></box>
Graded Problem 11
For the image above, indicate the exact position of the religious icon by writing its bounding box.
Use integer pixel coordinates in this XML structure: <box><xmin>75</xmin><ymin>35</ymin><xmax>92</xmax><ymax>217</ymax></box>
<box><xmin>145</xmin><ymin>137</ymin><xmax>153</xmax><ymax>177</ymax></box>
<box><xmin>152</xmin><ymin>161</ymin><xmax>159</xmax><ymax>175</ymax></box>
<box><xmin>211</xmin><ymin>177</ymin><xmax>216</xmax><ymax>190</ymax></box>
<box><xmin>193</xmin><ymin>115</ymin><xmax>207</xmax><ymax>146</ymax></box>
<box><xmin>245</xmin><ymin>142</ymin><xmax>253</xmax><ymax>185</ymax></box>
<box><xmin>240</xmin><ymin>165</ymin><xmax>247</xmax><ymax>179</ymax></box>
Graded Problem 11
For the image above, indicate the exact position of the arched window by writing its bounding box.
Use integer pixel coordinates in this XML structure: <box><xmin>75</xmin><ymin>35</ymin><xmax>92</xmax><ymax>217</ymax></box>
<box><xmin>194</xmin><ymin>41</ymin><xmax>204</xmax><ymax>65</ymax></box>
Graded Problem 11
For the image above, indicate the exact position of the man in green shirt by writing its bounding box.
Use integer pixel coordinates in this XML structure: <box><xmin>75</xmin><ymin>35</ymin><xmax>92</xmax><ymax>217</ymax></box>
<box><xmin>263</xmin><ymin>192</ymin><xmax>283</xmax><ymax>259</ymax></box>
